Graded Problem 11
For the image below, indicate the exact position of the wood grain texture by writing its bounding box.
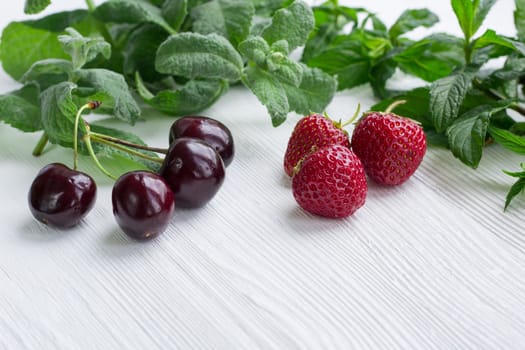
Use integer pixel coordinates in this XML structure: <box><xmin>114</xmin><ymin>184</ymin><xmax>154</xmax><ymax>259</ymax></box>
<box><xmin>1</xmin><ymin>1</ymin><xmax>524</xmax><ymax>349</ymax></box>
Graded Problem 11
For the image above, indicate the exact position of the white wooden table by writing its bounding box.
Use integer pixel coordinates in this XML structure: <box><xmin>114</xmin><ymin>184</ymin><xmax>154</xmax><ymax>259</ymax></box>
<box><xmin>1</xmin><ymin>1</ymin><xmax>524</xmax><ymax>349</ymax></box>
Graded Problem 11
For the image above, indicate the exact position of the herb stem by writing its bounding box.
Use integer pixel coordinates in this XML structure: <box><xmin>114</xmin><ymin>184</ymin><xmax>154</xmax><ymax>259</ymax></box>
<box><xmin>89</xmin><ymin>134</ymin><xmax>164</xmax><ymax>164</ymax></box>
<box><xmin>89</xmin><ymin>132</ymin><xmax>169</xmax><ymax>154</ymax></box>
<box><xmin>85</xmin><ymin>0</ymin><xmax>96</xmax><ymax>12</ymax></box>
<box><xmin>32</xmin><ymin>132</ymin><xmax>49</xmax><ymax>157</ymax></box>
<box><xmin>472</xmin><ymin>79</ymin><xmax>525</xmax><ymax>117</ymax></box>
<box><xmin>73</xmin><ymin>103</ymin><xmax>95</xmax><ymax>170</ymax></box>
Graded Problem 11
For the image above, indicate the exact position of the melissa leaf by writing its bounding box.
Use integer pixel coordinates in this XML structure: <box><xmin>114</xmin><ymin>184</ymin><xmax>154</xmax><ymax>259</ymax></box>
<box><xmin>162</xmin><ymin>0</ymin><xmax>188</xmax><ymax>32</ymax></box>
<box><xmin>191</xmin><ymin>0</ymin><xmax>255</xmax><ymax>48</ymax></box>
<box><xmin>0</xmin><ymin>84</ymin><xmax>42</xmax><ymax>132</ymax></box>
<box><xmin>58</xmin><ymin>28</ymin><xmax>111</xmax><ymax>70</ymax></box>
<box><xmin>261</xmin><ymin>0</ymin><xmax>314</xmax><ymax>51</ymax></box>
<box><xmin>20</xmin><ymin>59</ymin><xmax>73</xmax><ymax>90</ymax></box>
<box><xmin>93</xmin><ymin>0</ymin><xmax>176</xmax><ymax>34</ymax></box>
<box><xmin>515</xmin><ymin>0</ymin><xmax>525</xmax><ymax>41</ymax></box>
<box><xmin>156</xmin><ymin>32</ymin><xmax>243</xmax><ymax>82</ymax></box>
<box><xmin>136</xmin><ymin>73</ymin><xmax>228</xmax><ymax>115</ymax></box>
<box><xmin>74</xmin><ymin>69</ymin><xmax>141</xmax><ymax>125</ymax></box>
<box><xmin>40</xmin><ymin>82</ymin><xmax>79</xmax><ymax>146</ymax></box>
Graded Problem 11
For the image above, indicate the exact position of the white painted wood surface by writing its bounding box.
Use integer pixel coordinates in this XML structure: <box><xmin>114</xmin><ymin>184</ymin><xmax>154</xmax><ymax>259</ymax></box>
<box><xmin>1</xmin><ymin>1</ymin><xmax>524</xmax><ymax>349</ymax></box>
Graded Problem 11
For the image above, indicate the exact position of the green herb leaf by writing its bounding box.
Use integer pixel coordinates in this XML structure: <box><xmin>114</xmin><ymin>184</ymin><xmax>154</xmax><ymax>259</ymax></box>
<box><xmin>504</xmin><ymin>177</ymin><xmax>525</xmax><ymax>210</ymax></box>
<box><xmin>473</xmin><ymin>0</ymin><xmax>497</xmax><ymax>35</ymax></box>
<box><xmin>156</xmin><ymin>32</ymin><xmax>243</xmax><ymax>82</ymax></box>
<box><xmin>446</xmin><ymin>105</ymin><xmax>491</xmax><ymax>168</ymax></box>
<box><xmin>394</xmin><ymin>34</ymin><xmax>464</xmax><ymax>82</ymax></box>
<box><xmin>430</xmin><ymin>70</ymin><xmax>474</xmax><ymax>132</ymax></box>
<box><xmin>389</xmin><ymin>9</ymin><xmax>439</xmax><ymax>41</ymax></box>
<box><xmin>489</xmin><ymin>126</ymin><xmax>525</xmax><ymax>155</ymax></box>
<box><xmin>0</xmin><ymin>84</ymin><xmax>42</xmax><ymax>132</ymax></box>
<box><xmin>123</xmin><ymin>23</ymin><xmax>169</xmax><ymax>82</ymax></box>
<box><xmin>371</xmin><ymin>87</ymin><xmax>432</xmax><ymax>126</ymax></box>
<box><xmin>20</xmin><ymin>59</ymin><xmax>73</xmax><ymax>90</ymax></box>
<box><xmin>93</xmin><ymin>0</ymin><xmax>176</xmax><ymax>34</ymax></box>
<box><xmin>40</xmin><ymin>82</ymin><xmax>79</xmax><ymax>146</ymax></box>
<box><xmin>281</xmin><ymin>64</ymin><xmax>337</xmax><ymax>117</ymax></box>
<box><xmin>162</xmin><ymin>0</ymin><xmax>188</xmax><ymax>32</ymax></box>
<box><xmin>515</xmin><ymin>0</ymin><xmax>525</xmax><ymax>41</ymax></box>
<box><xmin>22</xmin><ymin>10</ymin><xmax>90</xmax><ymax>32</ymax></box>
<box><xmin>269</xmin><ymin>55</ymin><xmax>303</xmax><ymax>87</ymax></box>
<box><xmin>136</xmin><ymin>73</ymin><xmax>228</xmax><ymax>115</ymax></box>
<box><xmin>242</xmin><ymin>66</ymin><xmax>289</xmax><ymax>126</ymax></box>
<box><xmin>74</xmin><ymin>69</ymin><xmax>141</xmax><ymax>125</ymax></box>
<box><xmin>451</xmin><ymin>0</ymin><xmax>476</xmax><ymax>40</ymax></box>
<box><xmin>58</xmin><ymin>28</ymin><xmax>111</xmax><ymax>70</ymax></box>
<box><xmin>238</xmin><ymin>36</ymin><xmax>271</xmax><ymax>65</ymax></box>
<box><xmin>24</xmin><ymin>0</ymin><xmax>51</xmax><ymax>14</ymax></box>
<box><xmin>191</xmin><ymin>0</ymin><xmax>255</xmax><ymax>48</ymax></box>
<box><xmin>473</xmin><ymin>29</ymin><xmax>525</xmax><ymax>56</ymax></box>
<box><xmin>261</xmin><ymin>0</ymin><xmax>314</xmax><ymax>51</ymax></box>
<box><xmin>0</xmin><ymin>22</ymin><xmax>68</xmax><ymax>80</ymax></box>
<box><xmin>305</xmin><ymin>37</ymin><xmax>370</xmax><ymax>90</ymax></box>
<box><xmin>369</xmin><ymin>59</ymin><xmax>397</xmax><ymax>99</ymax></box>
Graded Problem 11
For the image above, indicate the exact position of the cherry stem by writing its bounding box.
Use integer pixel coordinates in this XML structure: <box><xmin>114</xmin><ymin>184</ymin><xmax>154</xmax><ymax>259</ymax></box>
<box><xmin>89</xmin><ymin>132</ymin><xmax>169</xmax><ymax>154</ymax></box>
<box><xmin>32</xmin><ymin>132</ymin><xmax>49</xmax><ymax>156</ymax></box>
<box><xmin>89</xmin><ymin>134</ymin><xmax>164</xmax><ymax>164</ymax></box>
<box><xmin>82</xmin><ymin>131</ymin><xmax>117</xmax><ymax>180</ymax></box>
<box><xmin>73</xmin><ymin>103</ymin><xmax>96</xmax><ymax>170</ymax></box>
<box><xmin>385</xmin><ymin>100</ymin><xmax>407</xmax><ymax>114</ymax></box>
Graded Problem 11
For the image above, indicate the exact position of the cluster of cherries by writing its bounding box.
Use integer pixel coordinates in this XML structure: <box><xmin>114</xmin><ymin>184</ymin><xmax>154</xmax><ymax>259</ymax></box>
<box><xmin>28</xmin><ymin>114</ymin><xmax>234</xmax><ymax>240</ymax></box>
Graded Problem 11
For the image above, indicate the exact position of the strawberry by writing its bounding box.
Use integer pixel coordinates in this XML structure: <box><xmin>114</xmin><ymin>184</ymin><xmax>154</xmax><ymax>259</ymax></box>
<box><xmin>283</xmin><ymin>113</ymin><xmax>349</xmax><ymax>177</ymax></box>
<box><xmin>351</xmin><ymin>104</ymin><xmax>426</xmax><ymax>186</ymax></box>
<box><xmin>292</xmin><ymin>145</ymin><xmax>367</xmax><ymax>218</ymax></box>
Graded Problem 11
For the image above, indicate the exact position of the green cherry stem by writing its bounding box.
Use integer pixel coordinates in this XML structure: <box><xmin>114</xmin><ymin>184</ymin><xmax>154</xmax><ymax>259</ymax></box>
<box><xmin>82</xmin><ymin>131</ymin><xmax>117</xmax><ymax>180</ymax></box>
<box><xmin>73</xmin><ymin>102</ymin><xmax>96</xmax><ymax>170</ymax></box>
<box><xmin>88</xmin><ymin>132</ymin><xmax>169</xmax><ymax>154</ymax></box>
<box><xmin>32</xmin><ymin>132</ymin><xmax>49</xmax><ymax>156</ymax></box>
<box><xmin>89</xmin><ymin>134</ymin><xmax>164</xmax><ymax>164</ymax></box>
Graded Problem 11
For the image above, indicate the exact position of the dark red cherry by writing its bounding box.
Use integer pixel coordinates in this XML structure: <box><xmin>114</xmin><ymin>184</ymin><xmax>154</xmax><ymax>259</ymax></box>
<box><xmin>159</xmin><ymin>137</ymin><xmax>225</xmax><ymax>208</ymax></box>
<box><xmin>169</xmin><ymin>116</ymin><xmax>234</xmax><ymax>166</ymax></box>
<box><xmin>112</xmin><ymin>171</ymin><xmax>175</xmax><ymax>240</ymax></box>
<box><xmin>28</xmin><ymin>163</ymin><xmax>97</xmax><ymax>228</ymax></box>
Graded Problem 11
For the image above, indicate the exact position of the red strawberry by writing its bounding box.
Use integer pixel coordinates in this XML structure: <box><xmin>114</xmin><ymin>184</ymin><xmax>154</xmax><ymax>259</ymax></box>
<box><xmin>284</xmin><ymin>113</ymin><xmax>349</xmax><ymax>177</ymax></box>
<box><xmin>351</xmin><ymin>105</ymin><xmax>426</xmax><ymax>186</ymax></box>
<box><xmin>292</xmin><ymin>144</ymin><xmax>367</xmax><ymax>218</ymax></box>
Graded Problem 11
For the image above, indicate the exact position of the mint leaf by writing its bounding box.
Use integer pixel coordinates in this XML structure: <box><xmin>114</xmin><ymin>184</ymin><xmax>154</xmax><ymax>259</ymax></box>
<box><xmin>0</xmin><ymin>84</ymin><xmax>42</xmax><ymax>132</ymax></box>
<box><xmin>136</xmin><ymin>73</ymin><xmax>228</xmax><ymax>115</ymax></box>
<box><xmin>93</xmin><ymin>0</ymin><xmax>176</xmax><ymax>34</ymax></box>
<box><xmin>451</xmin><ymin>0</ymin><xmax>476</xmax><ymax>40</ymax></box>
<box><xmin>371</xmin><ymin>87</ymin><xmax>432</xmax><ymax>126</ymax></box>
<box><xmin>23</xmin><ymin>10</ymin><xmax>89</xmax><ymax>33</ymax></box>
<box><xmin>0</xmin><ymin>22</ymin><xmax>68</xmax><ymax>80</ymax></box>
<box><xmin>446</xmin><ymin>105</ymin><xmax>491</xmax><ymax>168</ymax></box>
<box><xmin>394</xmin><ymin>34</ymin><xmax>464</xmax><ymax>82</ymax></box>
<box><xmin>40</xmin><ymin>82</ymin><xmax>79</xmax><ymax>146</ymax></box>
<box><xmin>489</xmin><ymin>126</ymin><xmax>525</xmax><ymax>155</ymax></box>
<box><xmin>262</xmin><ymin>0</ymin><xmax>314</xmax><ymax>51</ymax></box>
<box><xmin>305</xmin><ymin>37</ymin><xmax>370</xmax><ymax>90</ymax></box>
<box><xmin>281</xmin><ymin>65</ymin><xmax>337</xmax><ymax>117</ymax></box>
<box><xmin>370</xmin><ymin>59</ymin><xmax>397</xmax><ymax>99</ymax></box>
<box><xmin>123</xmin><ymin>23</ymin><xmax>169</xmax><ymax>82</ymax></box>
<box><xmin>156</xmin><ymin>33</ymin><xmax>243</xmax><ymax>82</ymax></box>
<box><xmin>473</xmin><ymin>30</ymin><xmax>525</xmax><ymax>56</ymax></box>
<box><xmin>58</xmin><ymin>28</ymin><xmax>111</xmax><ymax>70</ymax></box>
<box><xmin>474</xmin><ymin>0</ymin><xmax>497</xmax><ymax>34</ymax></box>
<box><xmin>430</xmin><ymin>70</ymin><xmax>474</xmax><ymax>132</ymax></box>
<box><xmin>238</xmin><ymin>36</ymin><xmax>271</xmax><ymax>65</ymax></box>
<box><xmin>269</xmin><ymin>56</ymin><xmax>303</xmax><ymax>87</ymax></box>
<box><xmin>389</xmin><ymin>9</ymin><xmax>439</xmax><ymax>41</ymax></box>
<box><xmin>504</xmin><ymin>177</ymin><xmax>525</xmax><ymax>210</ymax></box>
<box><xmin>162</xmin><ymin>0</ymin><xmax>188</xmax><ymax>32</ymax></box>
<box><xmin>25</xmin><ymin>0</ymin><xmax>51</xmax><ymax>14</ymax></box>
<box><xmin>242</xmin><ymin>66</ymin><xmax>289</xmax><ymax>126</ymax></box>
<box><xmin>20</xmin><ymin>59</ymin><xmax>73</xmax><ymax>90</ymax></box>
<box><xmin>515</xmin><ymin>0</ymin><xmax>525</xmax><ymax>41</ymax></box>
<box><xmin>74</xmin><ymin>69</ymin><xmax>141</xmax><ymax>125</ymax></box>
<box><xmin>191</xmin><ymin>0</ymin><xmax>255</xmax><ymax>48</ymax></box>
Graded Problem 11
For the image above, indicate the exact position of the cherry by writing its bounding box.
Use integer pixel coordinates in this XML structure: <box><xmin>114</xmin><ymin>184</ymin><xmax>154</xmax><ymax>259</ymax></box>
<box><xmin>169</xmin><ymin>116</ymin><xmax>234</xmax><ymax>167</ymax></box>
<box><xmin>112</xmin><ymin>171</ymin><xmax>175</xmax><ymax>240</ymax></box>
<box><xmin>159</xmin><ymin>137</ymin><xmax>225</xmax><ymax>208</ymax></box>
<box><xmin>28</xmin><ymin>163</ymin><xmax>97</xmax><ymax>228</ymax></box>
